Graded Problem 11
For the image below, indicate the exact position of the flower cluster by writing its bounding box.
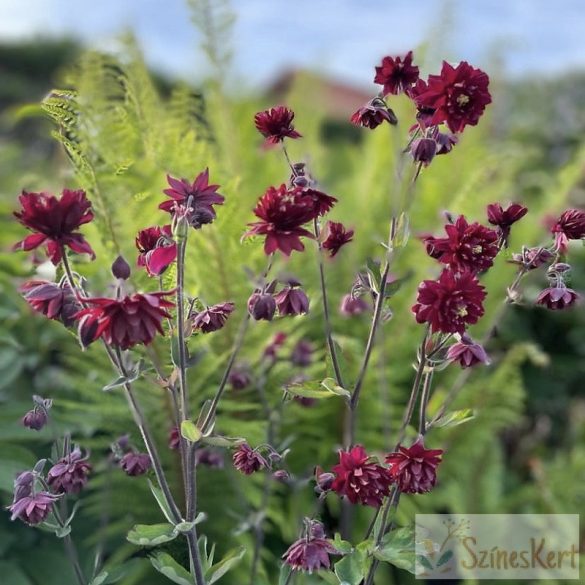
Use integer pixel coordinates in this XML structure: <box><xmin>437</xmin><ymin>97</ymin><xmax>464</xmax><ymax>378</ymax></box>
<box><xmin>351</xmin><ymin>52</ymin><xmax>492</xmax><ymax>169</ymax></box>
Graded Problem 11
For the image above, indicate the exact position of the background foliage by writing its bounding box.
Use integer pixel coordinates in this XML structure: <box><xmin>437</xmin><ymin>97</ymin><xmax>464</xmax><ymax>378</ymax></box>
<box><xmin>0</xmin><ymin>9</ymin><xmax>584</xmax><ymax>584</ymax></box>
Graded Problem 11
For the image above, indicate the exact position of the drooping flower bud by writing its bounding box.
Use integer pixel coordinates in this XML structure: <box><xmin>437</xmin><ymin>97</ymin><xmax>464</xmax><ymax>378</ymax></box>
<box><xmin>247</xmin><ymin>291</ymin><xmax>276</xmax><ymax>321</ymax></box>
<box><xmin>111</xmin><ymin>255</ymin><xmax>131</xmax><ymax>280</ymax></box>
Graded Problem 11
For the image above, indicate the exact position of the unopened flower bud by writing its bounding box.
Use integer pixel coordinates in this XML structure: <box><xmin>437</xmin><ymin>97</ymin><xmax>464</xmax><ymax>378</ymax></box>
<box><xmin>22</xmin><ymin>409</ymin><xmax>47</xmax><ymax>431</ymax></box>
<box><xmin>111</xmin><ymin>255</ymin><xmax>131</xmax><ymax>280</ymax></box>
<box><xmin>314</xmin><ymin>467</ymin><xmax>335</xmax><ymax>495</ymax></box>
<box><xmin>272</xmin><ymin>469</ymin><xmax>290</xmax><ymax>482</ymax></box>
<box><xmin>411</xmin><ymin>137</ymin><xmax>437</xmax><ymax>165</ymax></box>
<box><xmin>248</xmin><ymin>291</ymin><xmax>277</xmax><ymax>321</ymax></box>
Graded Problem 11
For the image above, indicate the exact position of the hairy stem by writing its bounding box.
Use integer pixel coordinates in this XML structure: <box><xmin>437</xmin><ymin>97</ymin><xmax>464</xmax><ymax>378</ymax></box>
<box><xmin>418</xmin><ymin>370</ymin><xmax>434</xmax><ymax>436</ymax></box>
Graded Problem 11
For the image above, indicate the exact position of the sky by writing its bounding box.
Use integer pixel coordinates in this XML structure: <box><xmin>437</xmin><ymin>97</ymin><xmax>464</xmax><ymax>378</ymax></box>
<box><xmin>1</xmin><ymin>0</ymin><xmax>585</xmax><ymax>89</ymax></box>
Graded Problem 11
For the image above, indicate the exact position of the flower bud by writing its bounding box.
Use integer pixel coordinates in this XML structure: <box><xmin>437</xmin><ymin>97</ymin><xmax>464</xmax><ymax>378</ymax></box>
<box><xmin>272</xmin><ymin>469</ymin><xmax>290</xmax><ymax>482</ymax></box>
<box><xmin>411</xmin><ymin>137</ymin><xmax>437</xmax><ymax>165</ymax></box>
<box><xmin>111</xmin><ymin>255</ymin><xmax>131</xmax><ymax>280</ymax></box>
<box><xmin>22</xmin><ymin>409</ymin><xmax>47</xmax><ymax>431</ymax></box>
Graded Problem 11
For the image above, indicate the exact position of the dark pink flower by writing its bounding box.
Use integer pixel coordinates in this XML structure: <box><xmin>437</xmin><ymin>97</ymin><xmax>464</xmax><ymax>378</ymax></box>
<box><xmin>9</xmin><ymin>491</ymin><xmax>60</xmax><ymax>525</ymax></box>
<box><xmin>274</xmin><ymin>282</ymin><xmax>309</xmax><ymax>316</ymax></box>
<box><xmin>339</xmin><ymin>294</ymin><xmax>370</xmax><ymax>316</ymax></box>
<box><xmin>245</xmin><ymin>185</ymin><xmax>318</xmax><ymax>256</ymax></box>
<box><xmin>19</xmin><ymin>280</ymin><xmax>79</xmax><ymax>326</ymax></box>
<box><xmin>447</xmin><ymin>335</ymin><xmax>490</xmax><ymax>368</ymax></box>
<box><xmin>159</xmin><ymin>169</ymin><xmax>224</xmax><ymax>228</ymax></box>
<box><xmin>414</xmin><ymin>61</ymin><xmax>491</xmax><ymax>133</ymax></box>
<box><xmin>374</xmin><ymin>51</ymin><xmax>420</xmax><ymax>95</ymax></box>
<box><xmin>135</xmin><ymin>225</ymin><xmax>177</xmax><ymax>276</ymax></box>
<box><xmin>351</xmin><ymin>100</ymin><xmax>397</xmax><ymax>129</ymax></box>
<box><xmin>291</xmin><ymin>340</ymin><xmax>314</xmax><ymax>367</ymax></box>
<box><xmin>423</xmin><ymin>215</ymin><xmax>499</xmax><ymax>273</ymax></box>
<box><xmin>283</xmin><ymin>521</ymin><xmax>340</xmax><ymax>573</ymax></box>
<box><xmin>168</xmin><ymin>426</ymin><xmax>180</xmax><ymax>450</ymax></box>
<box><xmin>120</xmin><ymin>452</ymin><xmax>151</xmax><ymax>476</ymax></box>
<box><xmin>191</xmin><ymin>302</ymin><xmax>234</xmax><ymax>333</ymax></box>
<box><xmin>232</xmin><ymin>443</ymin><xmax>267</xmax><ymax>475</ymax></box>
<box><xmin>322</xmin><ymin>221</ymin><xmax>354</xmax><ymax>257</ymax></box>
<box><xmin>228</xmin><ymin>363</ymin><xmax>252</xmax><ymax>390</ymax></box>
<box><xmin>550</xmin><ymin>208</ymin><xmax>585</xmax><ymax>252</ymax></box>
<box><xmin>412</xmin><ymin>269</ymin><xmax>486</xmax><ymax>334</ymax></box>
<box><xmin>410</xmin><ymin>137</ymin><xmax>437</xmax><ymax>166</ymax></box>
<box><xmin>254</xmin><ymin>105</ymin><xmax>301</xmax><ymax>144</ymax></box>
<box><xmin>22</xmin><ymin>409</ymin><xmax>48</xmax><ymax>431</ymax></box>
<box><xmin>47</xmin><ymin>447</ymin><xmax>91</xmax><ymax>494</ymax></box>
<box><xmin>536</xmin><ymin>286</ymin><xmax>580</xmax><ymax>310</ymax></box>
<box><xmin>331</xmin><ymin>445</ymin><xmax>393</xmax><ymax>507</ymax></box>
<box><xmin>385</xmin><ymin>437</ymin><xmax>443</xmax><ymax>494</ymax></box>
<box><xmin>487</xmin><ymin>203</ymin><xmax>528</xmax><ymax>246</ymax></box>
<box><xmin>248</xmin><ymin>291</ymin><xmax>276</xmax><ymax>321</ymax></box>
<box><xmin>75</xmin><ymin>291</ymin><xmax>174</xmax><ymax>349</ymax></box>
<box><xmin>13</xmin><ymin>189</ymin><xmax>95</xmax><ymax>264</ymax></box>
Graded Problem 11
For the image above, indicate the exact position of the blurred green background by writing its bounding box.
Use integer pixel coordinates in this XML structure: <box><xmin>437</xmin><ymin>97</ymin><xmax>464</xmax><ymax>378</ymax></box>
<box><xmin>0</xmin><ymin>1</ymin><xmax>584</xmax><ymax>584</ymax></box>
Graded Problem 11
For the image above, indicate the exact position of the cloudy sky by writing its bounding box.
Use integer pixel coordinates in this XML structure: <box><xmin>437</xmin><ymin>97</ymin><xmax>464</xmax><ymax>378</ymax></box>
<box><xmin>1</xmin><ymin>0</ymin><xmax>585</xmax><ymax>89</ymax></box>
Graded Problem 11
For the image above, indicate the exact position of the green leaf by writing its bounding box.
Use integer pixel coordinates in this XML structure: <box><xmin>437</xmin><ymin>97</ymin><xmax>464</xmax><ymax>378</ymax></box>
<box><xmin>366</xmin><ymin>258</ymin><xmax>382</xmax><ymax>293</ymax></box>
<box><xmin>89</xmin><ymin>573</ymin><xmax>109</xmax><ymax>585</ymax></box>
<box><xmin>383</xmin><ymin>271</ymin><xmax>412</xmax><ymax>299</ymax></box>
<box><xmin>330</xmin><ymin>534</ymin><xmax>353</xmax><ymax>555</ymax></box>
<box><xmin>206</xmin><ymin>546</ymin><xmax>246</xmax><ymax>584</ymax></box>
<box><xmin>391</xmin><ymin>212</ymin><xmax>410</xmax><ymax>249</ymax></box>
<box><xmin>437</xmin><ymin>549</ymin><xmax>454</xmax><ymax>567</ymax></box>
<box><xmin>374</xmin><ymin>525</ymin><xmax>416</xmax><ymax>574</ymax></box>
<box><xmin>278</xmin><ymin>565</ymin><xmax>292</xmax><ymax>585</ymax></box>
<box><xmin>202</xmin><ymin>435</ymin><xmax>245</xmax><ymax>448</ymax></box>
<box><xmin>127</xmin><ymin>523</ymin><xmax>178</xmax><ymax>546</ymax></box>
<box><xmin>174</xmin><ymin>513</ymin><xmax>206</xmax><ymax>533</ymax></box>
<box><xmin>321</xmin><ymin>377</ymin><xmax>351</xmax><ymax>399</ymax></box>
<box><xmin>181</xmin><ymin>420</ymin><xmax>202</xmax><ymax>443</ymax></box>
<box><xmin>285</xmin><ymin>380</ymin><xmax>334</xmax><ymax>399</ymax></box>
<box><xmin>416</xmin><ymin>554</ymin><xmax>434</xmax><ymax>571</ymax></box>
<box><xmin>432</xmin><ymin>408</ymin><xmax>475</xmax><ymax>429</ymax></box>
<box><xmin>334</xmin><ymin>551</ymin><xmax>367</xmax><ymax>585</ymax></box>
<box><xmin>150</xmin><ymin>552</ymin><xmax>193</xmax><ymax>585</ymax></box>
<box><xmin>147</xmin><ymin>479</ymin><xmax>176</xmax><ymax>524</ymax></box>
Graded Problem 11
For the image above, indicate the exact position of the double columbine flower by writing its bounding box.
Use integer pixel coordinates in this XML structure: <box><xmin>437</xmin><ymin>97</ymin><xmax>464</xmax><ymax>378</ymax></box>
<box><xmin>13</xmin><ymin>189</ymin><xmax>95</xmax><ymax>264</ymax></box>
<box><xmin>322</xmin><ymin>221</ymin><xmax>354</xmax><ymax>257</ymax></box>
<box><xmin>190</xmin><ymin>302</ymin><xmax>235</xmax><ymax>333</ymax></box>
<box><xmin>47</xmin><ymin>447</ymin><xmax>92</xmax><ymax>494</ymax></box>
<box><xmin>447</xmin><ymin>334</ymin><xmax>491</xmax><ymax>368</ymax></box>
<box><xmin>254</xmin><ymin>105</ymin><xmax>302</xmax><ymax>145</ymax></box>
<box><xmin>232</xmin><ymin>442</ymin><xmax>268</xmax><ymax>475</ymax></box>
<box><xmin>76</xmin><ymin>291</ymin><xmax>174</xmax><ymax>349</ymax></box>
<box><xmin>331</xmin><ymin>445</ymin><xmax>393</xmax><ymax>507</ymax></box>
<box><xmin>550</xmin><ymin>208</ymin><xmax>585</xmax><ymax>253</ymax></box>
<box><xmin>487</xmin><ymin>202</ymin><xmax>528</xmax><ymax>247</ymax></box>
<box><xmin>374</xmin><ymin>51</ymin><xmax>420</xmax><ymax>95</ymax></box>
<box><xmin>385</xmin><ymin>437</ymin><xmax>443</xmax><ymax>494</ymax></box>
<box><xmin>282</xmin><ymin>520</ymin><xmax>340</xmax><ymax>573</ymax></box>
<box><xmin>135</xmin><ymin>225</ymin><xmax>177</xmax><ymax>276</ymax></box>
<box><xmin>422</xmin><ymin>215</ymin><xmax>499</xmax><ymax>273</ymax></box>
<box><xmin>412</xmin><ymin>269</ymin><xmax>486</xmax><ymax>334</ymax></box>
<box><xmin>159</xmin><ymin>169</ymin><xmax>224</xmax><ymax>229</ymax></box>
<box><xmin>19</xmin><ymin>280</ymin><xmax>79</xmax><ymax>326</ymax></box>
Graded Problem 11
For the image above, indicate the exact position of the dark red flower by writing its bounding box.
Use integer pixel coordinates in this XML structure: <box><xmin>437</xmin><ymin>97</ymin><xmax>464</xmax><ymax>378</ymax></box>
<box><xmin>274</xmin><ymin>283</ymin><xmax>309</xmax><ymax>316</ymax></box>
<box><xmin>423</xmin><ymin>215</ymin><xmax>499</xmax><ymax>273</ymax></box>
<box><xmin>120</xmin><ymin>452</ymin><xmax>151</xmax><ymax>476</ymax></box>
<box><xmin>374</xmin><ymin>51</ymin><xmax>420</xmax><ymax>95</ymax></box>
<box><xmin>487</xmin><ymin>203</ymin><xmax>528</xmax><ymax>246</ymax></box>
<box><xmin>196</xmin><ymin>449</ymin><xmax>224</xmax><ymax>469</ymax></box>
<box><xmin>136</xmin><ymin>225</ymin><xmax>177</xmax><ymax>276</ymax></box>
<box><xmin>385</xmin><ymin>437</ymin><xmax>443</xmax><ymax>494</ymax></box>
<box><xmin>283</xmin><ymin>521</ymin><xmax>340</xmax><ymax>573</ymax></box>
<box><xmin>447</xmin><ymin>335</ymin><xmax>490</xmax><ymax>368</ymax></box>
<box><xmin>301</xmin><ymin>187</ymin><xmax>337</xmax><ymax>216</ymax></box>
<box><xmin>254</xmin><ymin>105</ymin><xmax>301</xmax><ymax>144</ymax></box>
<box><xmin>245</xmin><ymin>185</ymin><xmax>317</xmax><ymax>256</ymax></box>
<box><xmin>47</xmin><ymin>447</ymin><xmax>91</xmax><ymax>494</ymax></box>
<box><xmin>322</xmin><ymin>221</ymin><xmax>354</xmax><ymax>257</ymax></box>
<box><xmin>536</xmin><ymin>286</ymin><xmax>580</xmax><ymax>310</ymax></box>
<box><xmin>331</xmin><ymin>445</ymin><xmax>393</xmax><ymax>507</ymax></box>
<box><xmin>414</xmin><ymin>61</ymin><xmax>491</xmax><ymax>133</ymax></box>
<box><xmin>13</xmin><ymin>189</ymin><xmax>95</xmax><ymax>264</ymax></box>
<box><xmin>19</xmin><ymin>280</ymin><xmax>79</xmax><ymax>326</ymax></box>
<box><xmin>159</xmin><ymin>169</ymin><xmax>224</xmax><ymax>228</ymax></box>
<box><xmin>412</xmin><ymin>269</ymin><xmax>486</xmax><ymax>334</ymax></box>
<box><xmin>232</xmin><ymin>443</ymin><xmax>267</xmax><ymax>475</ymax></box>
<box><xmin>191</xmin><ymin>302</ymin><xmax>234</xmax><ymax>333</ymax></box>
<box><xmin>351</xmin><ymin>100</ymin><xmax>397</xmax><ymax>129</ymax></box>
<box><xmin>339</xmin><ymin>294</ymin><xmax>370</xmax><ymax>316</ymax></box>
<box><xmin>75</xmin><ymin>291</ymin><xmax>174</xmax><ymax>349</ymax></box>
<box><xmin>550</xmin><ymin>208</ymin><xmax>585</xmax><ymax>252</ymax></box>
<box><xmin>9</xmin><ymin>491</ymin><xmax>59</xmax><ymax>525</ymax></box>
